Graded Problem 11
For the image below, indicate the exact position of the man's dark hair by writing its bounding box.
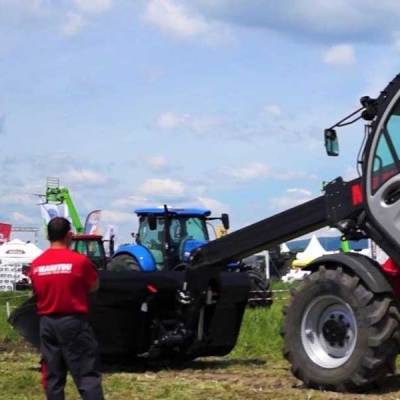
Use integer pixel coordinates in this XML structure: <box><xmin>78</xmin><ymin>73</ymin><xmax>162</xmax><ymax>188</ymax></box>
<box><xmin>47</xmin><ymin>217</ymin><xmax>71</xmax><ymax>242</ymax></box>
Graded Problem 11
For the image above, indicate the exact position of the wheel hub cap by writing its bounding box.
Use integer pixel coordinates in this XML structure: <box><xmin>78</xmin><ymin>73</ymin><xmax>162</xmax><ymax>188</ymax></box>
<box><xmin>301</xmin><ymin>295</ymin><xmax>357</xmax><ymax>369</ymax></box>
<box><xmin>322</xmin><ymin>314</ymin><xmax>349</xmax><ymax>346</ymax></box>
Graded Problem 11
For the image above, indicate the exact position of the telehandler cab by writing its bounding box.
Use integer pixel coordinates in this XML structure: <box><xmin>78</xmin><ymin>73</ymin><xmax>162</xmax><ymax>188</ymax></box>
<box><xmin>11</xmin><ymin>73</ymin><xmax>400</xmax><ymax>392</ymax></box>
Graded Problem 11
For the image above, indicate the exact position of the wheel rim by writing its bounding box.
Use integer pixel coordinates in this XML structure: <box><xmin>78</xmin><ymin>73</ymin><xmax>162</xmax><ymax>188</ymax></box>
<box><xmin>301</xmin><ymin>295</ymin><xmax>358</xmax><ymax>369</ymax></box>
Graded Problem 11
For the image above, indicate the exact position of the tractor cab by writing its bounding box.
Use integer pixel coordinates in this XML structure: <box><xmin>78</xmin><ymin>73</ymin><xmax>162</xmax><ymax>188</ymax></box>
<box><xmin>135</xmin><ymin>207</ymin><xmax>211</xmax><ymax>270</ymax></box>
<box><xmin>71</xmin><ymin>234</ymin><xmax>108</xmax><ymax>270</ymax></box>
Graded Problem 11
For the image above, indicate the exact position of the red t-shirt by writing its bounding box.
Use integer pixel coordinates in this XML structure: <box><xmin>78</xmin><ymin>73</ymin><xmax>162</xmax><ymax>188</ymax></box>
<box><xmin>30</xmin><ymin>248</ymin><xmax>98</xmax><ymax>315</ymax></box>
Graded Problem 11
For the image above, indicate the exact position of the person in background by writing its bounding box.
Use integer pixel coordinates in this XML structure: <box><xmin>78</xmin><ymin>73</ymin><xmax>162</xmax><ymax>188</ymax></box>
<box><xmin>30</xmin><ymin>217</ymin><xmax>104</xmax><ymax>400</ymax></box>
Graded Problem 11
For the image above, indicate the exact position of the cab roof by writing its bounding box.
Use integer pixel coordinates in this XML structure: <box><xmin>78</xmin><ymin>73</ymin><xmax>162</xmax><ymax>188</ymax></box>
<box><xmin>72</xmin><ymin>234</ymin><xmax>103</xmax><ymax>240</ymax></box>
<box><xmin>135</xmin><ymin>207</ymin><xmax>211</xmax><ymax>217</ymax></box>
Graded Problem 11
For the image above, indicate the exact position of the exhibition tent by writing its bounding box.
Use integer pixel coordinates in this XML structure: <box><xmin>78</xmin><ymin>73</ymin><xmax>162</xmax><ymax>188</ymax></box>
<box><xmin>0</xmin><ymin>239</ymin><xmax>42</xmax><ymax>265</ymax></box>
<box><xmin>292</xmin><ymin>235</ymin><xmax>327</xmax><ymax>267</ymax></box>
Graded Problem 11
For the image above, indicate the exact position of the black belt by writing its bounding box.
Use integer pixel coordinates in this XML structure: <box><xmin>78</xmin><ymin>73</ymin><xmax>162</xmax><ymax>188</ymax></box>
<box><xmin>41</xmin><ymin>313</ymin><xmax>88</xmax><ymax>320</ymax></box>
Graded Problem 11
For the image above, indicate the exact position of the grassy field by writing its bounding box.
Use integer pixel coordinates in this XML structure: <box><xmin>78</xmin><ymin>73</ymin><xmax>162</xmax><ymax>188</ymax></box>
<box><xmin>0</xmin><ymin>292</ymin><xmax>31</xmax><ymax>342</ymax></box>
<box><xmin>2</xmin><ymin>288</ymin><xmax>400</xmax><ymax>399</ymax></box>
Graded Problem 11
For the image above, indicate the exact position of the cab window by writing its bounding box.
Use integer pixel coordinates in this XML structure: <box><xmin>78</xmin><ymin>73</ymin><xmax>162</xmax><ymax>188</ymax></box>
<box><xmin>138</xmin><ymin>217</ymin><xmax>164</xmax><ymax>268</ymax></box>
<box><xmin>72</xmin><ymin>240</ymin><xmax>88</xmax><ymax>255</ymax></box>
<box><xmin>371</xmin><ymin>101</ymin><xmax>400</xmax><ymax>193</ymax></box>
<box><xmin>185</xmin><ymin>218</ymin><xmax>208</xmax><ymax>241</ymax></box>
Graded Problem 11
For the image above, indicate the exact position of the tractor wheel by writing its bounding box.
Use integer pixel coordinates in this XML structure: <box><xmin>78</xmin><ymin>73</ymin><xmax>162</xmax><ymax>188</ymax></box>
<box><xmin>282</xmin><ymin>265</ymin><xmax>400</xmax><ymax>392</ymax></box>
<box><xmin>107</xmin><ymin>254</ymin><xmax>140</xmax><ymax>272</ymax></box>
<box><xmin>246</xmin><ymin>268</ymin><xmax>271</xmax><ymax>307</ymax></box>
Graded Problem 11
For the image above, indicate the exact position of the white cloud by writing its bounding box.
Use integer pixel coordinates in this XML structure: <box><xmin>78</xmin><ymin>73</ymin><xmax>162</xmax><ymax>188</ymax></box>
<box><xmin>147</xmin><ymin>155</ymin><xmax>169</xmax><ymax>171</ymax></box>
<box><xmin>264</xmin><ymin>104</ymin><xmax>281</xmax><ymax>117</ymax></box>
<box><xmin>62</xmin><ymin>12</ymin><xmax>86</xmax><ymax>36</ymax></box>
<box><xmin>112</xmin><ymin>194</ymin><xmax>148</xmax><ymax>209</ymax></box>
<box><xmin>11</xmin><ymin>211</ymin><xmax>34</xmax><ymax>224</ymax></box>
<box><xmin>157</xmin><ymin>111</ymin><xmax>186</xmax><ymax>129</ymax></box>
<box><xmin>221</xmin><ymin>162</ymin><xmax>316</xmax><ymax>183</ymax></box>
<box><xmin>144</xmin><ymin>0</ymin><xmax>209</xmax><ymax>39</ymax></box>
<box><xmin>270</xmin><ymin>188</ymin><xmax>314</xmax><ymax>210</ymax></box>
<box><xmin>323</xmin><ymin>44</ymin><xmax>356</xmax><ymax>66</ymax></box>
<box><xmin>138</xmin><ymin>178</ymin><xmax>186</xmax><ymax>198</ymax></box>
<box><xmin>197</xmin><ymin>196</ymin><xmax>227</xmax><ymax>215</ymax></box>
<box><xmin>224</xmin><ymin>162</ymin><xmax>269</xmax><ymax>181</ymax></box>
<box><xmin>113</xmin><ymin>179</ymin><xmax>228</xmax><ymax>215</ymax></box>
<box><xmin>184</xmin><ymin>1</ymin><xmax>400</xmax><ymax>44</ymax></box>
<box><xmin>72</xmin><ymin>0</ymin><xmax>112</xmax><ymax>14</ymax></box>
<box><xmin>65</xmin><ymin>169</ymin><xmax>108</xmax><ymax>185</ymax></box>
<box><xmin>143</xmin><ymin>0</ymin><xmax>231</xmax><ymax>43</ymax></box>
<box><xmin>101</xmin><ymin>210</ymin><xmax>136</xmax><ymax>224</ymax></box>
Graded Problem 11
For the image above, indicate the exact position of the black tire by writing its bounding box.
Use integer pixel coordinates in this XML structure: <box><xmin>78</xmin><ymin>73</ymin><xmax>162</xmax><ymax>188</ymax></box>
<box><xmin>246</xmin><ymin>268</ymin><xmax>271</xmax><ymax>307</ymax></box>
<box><xmin>107</xmin><ymin>254</ymin><xmax>140</xmax><ymax>272</ymax></box>
<box><xmin>282</xmin><ymin>265</ymin><xmax>400</xmax><ymax>392</ymax></box>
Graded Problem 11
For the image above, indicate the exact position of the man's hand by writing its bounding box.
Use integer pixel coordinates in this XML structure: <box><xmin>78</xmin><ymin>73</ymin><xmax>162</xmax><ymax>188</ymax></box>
<box><xmin>90</xmin><ymin>278</ymin><xmax>99</xmax><ymax>292</ymax></box>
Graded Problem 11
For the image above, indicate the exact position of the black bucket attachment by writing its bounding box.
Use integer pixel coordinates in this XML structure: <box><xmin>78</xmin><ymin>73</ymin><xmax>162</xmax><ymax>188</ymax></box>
<box><xmin>8</xmin><ymin>297</ymin><xmax>40</xmax><ymax>350</ymax></box>
<box><xmin>9</xmin><ymin>270</ymin><xmax>250</xmax><ymax>361</ymax></box>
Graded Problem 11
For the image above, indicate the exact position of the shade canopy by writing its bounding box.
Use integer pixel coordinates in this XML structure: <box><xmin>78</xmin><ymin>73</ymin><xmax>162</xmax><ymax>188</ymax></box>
<box><xmin>296</xmin><ymin>235</ymin><xmax>327</xmax><ymax>261</ymax></box>
<box><xmin>0</xmin><ymin>239</ymin><xmax>43</xmax><ymax>264</ymax></box>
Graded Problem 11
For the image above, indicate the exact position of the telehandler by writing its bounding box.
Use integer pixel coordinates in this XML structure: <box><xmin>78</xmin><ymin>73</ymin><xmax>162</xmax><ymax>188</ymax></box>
<box><xmin>11</xmin><ymin>73</ymin><xmax>400</xmax><ymax>392</ymax></box>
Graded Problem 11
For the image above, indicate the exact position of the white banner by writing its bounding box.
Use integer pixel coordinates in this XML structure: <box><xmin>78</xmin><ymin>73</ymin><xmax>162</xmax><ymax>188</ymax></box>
<box><xmin>40</xmin><ymin>203</ymin><xmax>70</xmax><ymax>224</ymax></box>
<box><xmin>0</xmin><ymin>264</ymin><xmax>26</xmax><ymax>292</ymax></box>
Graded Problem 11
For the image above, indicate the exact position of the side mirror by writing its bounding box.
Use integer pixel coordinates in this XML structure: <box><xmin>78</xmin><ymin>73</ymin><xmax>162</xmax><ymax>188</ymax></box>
<box><xmin>221</xmin><ymin>213</ymin><xmax>230</xmax><ymax>230</ymax></box>
<box><xmin>324</xmin><ymin>128</ymin><xmax>339</xmax><ymax>156</ymax></box>
<box><xmin>148</xmin><ymin>216</ymin><xmax>157</xmax><ymax>231</ymax></box>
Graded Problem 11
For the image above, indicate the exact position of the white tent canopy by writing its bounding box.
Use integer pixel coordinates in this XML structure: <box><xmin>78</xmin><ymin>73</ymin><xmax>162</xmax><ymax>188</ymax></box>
<box><xmin>296</xmin><ymin>235</ymin><xmax>327</xmax><ymax>261</ymax></box>
<box><xmin>0</xmin><ymin>239</ymin><xmax>42</xmax><ymax>264</ymax></box>
<box><xmin>280</xmin><ymin>243</ymin><xmax>290</xmax><ymax>253</ymax></box>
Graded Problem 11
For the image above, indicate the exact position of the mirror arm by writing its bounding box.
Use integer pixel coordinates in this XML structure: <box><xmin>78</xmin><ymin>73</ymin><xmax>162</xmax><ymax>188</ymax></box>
<box><xmin>328</xmin><ymin>106</ymin><xmax>364</xmax><ymax>130</ymax></box>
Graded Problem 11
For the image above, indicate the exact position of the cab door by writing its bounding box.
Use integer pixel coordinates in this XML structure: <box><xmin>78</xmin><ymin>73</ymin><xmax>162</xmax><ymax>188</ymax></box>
<box><xmin>365</xmin><ymin>93</ymin><xmax>400</xmax><ymax>257</ymax></box>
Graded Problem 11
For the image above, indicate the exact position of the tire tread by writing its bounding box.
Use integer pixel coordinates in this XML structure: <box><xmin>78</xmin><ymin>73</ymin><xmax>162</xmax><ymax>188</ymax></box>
<box><xmin>282</xmin><ymin>264</ymin><xmax>400</xmax><ymax>392</ymax></box>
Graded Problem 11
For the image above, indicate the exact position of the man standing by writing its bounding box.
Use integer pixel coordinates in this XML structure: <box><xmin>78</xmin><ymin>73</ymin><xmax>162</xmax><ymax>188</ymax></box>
<box><xmin>30</xmin><ymin>217</ymin><xmax>104</xmax><ymax>400</ymax></box>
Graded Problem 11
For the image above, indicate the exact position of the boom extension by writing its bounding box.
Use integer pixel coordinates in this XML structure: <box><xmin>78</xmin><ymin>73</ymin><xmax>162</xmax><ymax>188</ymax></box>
<box><xmin>190</xmin><ymin>177</ymin><xmax>363</xmax><ymax>271</ymax></box>
<box><xmin>190</xmin><ymin>196</ymin><xmax>328</xmax><ymax>269</ymax></box>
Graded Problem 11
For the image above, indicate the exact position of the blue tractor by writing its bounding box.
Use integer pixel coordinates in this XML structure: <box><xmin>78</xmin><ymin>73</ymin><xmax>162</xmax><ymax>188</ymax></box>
<box><xmin>109</xmin><ymin>206</ymin><xmax>227</xmax><ymax>271</ymax></box>
<box><xmin>108</xmin><ymin>206</ymin><xmax>270</xmax><ymax>305</ymax></box>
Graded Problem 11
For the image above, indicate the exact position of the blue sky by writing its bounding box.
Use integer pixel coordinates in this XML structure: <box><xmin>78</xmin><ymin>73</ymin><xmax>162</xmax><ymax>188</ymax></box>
<box><xmin>1</xmin><ymin>0</ymin><xmax>400</xmax><ymax>244</ymax></box>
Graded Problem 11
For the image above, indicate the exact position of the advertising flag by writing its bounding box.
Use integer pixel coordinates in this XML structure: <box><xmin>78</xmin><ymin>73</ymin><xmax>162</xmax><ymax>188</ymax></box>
<box><xmin>84</xmin><ymin>210</ymin><xmax>102</xmax><ymax>234</ymax></box>
<box><xmin>40</xmin><ymin>204</ymin><xmax>62</xmax><ymax>224</ymax></box>
<box><xmin>0</xmin><ymin>223</ymin><xmax>12</xmax><ymax>244</ymax></box>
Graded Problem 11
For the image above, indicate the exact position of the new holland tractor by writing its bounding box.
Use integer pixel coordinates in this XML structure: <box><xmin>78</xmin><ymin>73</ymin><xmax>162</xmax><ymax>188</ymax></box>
<box><xmin>109</xmin><ymin>207</ymin><xmax>227</xmax><ymax>272</ymax></box>
<box><xmin>12</xmin><ymin>73</ymin><xmax>400</xmax><ymax>392</ymax></box>
<box><xmin>107</xmin><ymin>206</ymin><xmax>269</xmax><ymax>306</ymax></box>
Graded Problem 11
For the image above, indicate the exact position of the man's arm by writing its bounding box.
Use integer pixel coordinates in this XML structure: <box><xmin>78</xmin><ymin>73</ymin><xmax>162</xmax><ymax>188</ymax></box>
<box><xmin>83</xmin><ymin>258</ymin><xmax>100</xmax><ymax>292</ymax></box>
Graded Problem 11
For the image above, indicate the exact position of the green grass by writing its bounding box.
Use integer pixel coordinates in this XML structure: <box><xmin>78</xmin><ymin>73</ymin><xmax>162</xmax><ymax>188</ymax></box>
<box><xmin>0</xmin><ymin>291</ymin><xmax>31</xmax><ymax>342</ymax></box>
<box><xmin>2</xmin><ymin>284</ymin><xmax>400</xmax><ymax>399</ymax></box>
<box><xmin>231</xmin><ymin>289</ymin><xmax>288</xmax><ymax>361</ymax></box>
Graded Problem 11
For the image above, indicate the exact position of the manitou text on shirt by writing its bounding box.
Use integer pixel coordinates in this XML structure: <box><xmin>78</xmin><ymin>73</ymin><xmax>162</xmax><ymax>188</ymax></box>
<box><xmin>35</xmin><ymin>264</ymin><xmax>73</xmax><ymax>276</ymax></box>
